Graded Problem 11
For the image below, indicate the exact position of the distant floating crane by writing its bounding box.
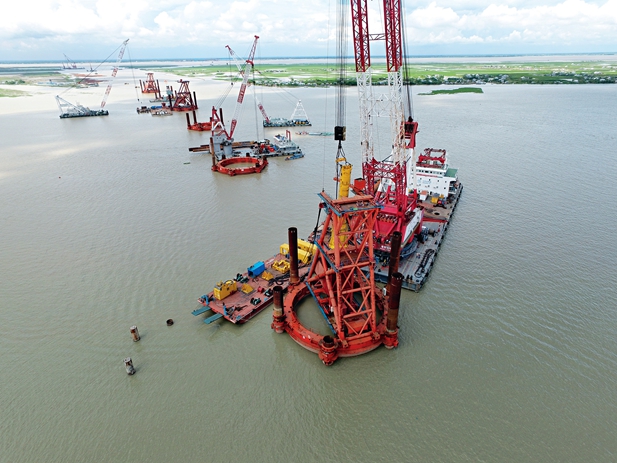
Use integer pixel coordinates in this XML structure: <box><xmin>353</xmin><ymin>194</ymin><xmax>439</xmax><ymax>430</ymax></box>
<box><xmin>56</xmin><ymin>39</ymin><xmax>129</xmax><ymax>119</ymax></box>
<box><xmin>62</xmin><ymin>54</ymin><xmax>83</xmax><ymax>70</ymax></box>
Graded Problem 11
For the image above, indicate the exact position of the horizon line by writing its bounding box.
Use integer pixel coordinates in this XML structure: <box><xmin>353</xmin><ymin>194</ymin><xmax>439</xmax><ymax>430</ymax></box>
<box><xmin>2</xmin><ymin>51</ymin><xmax>617</xmax><ymax>64</ymax></box>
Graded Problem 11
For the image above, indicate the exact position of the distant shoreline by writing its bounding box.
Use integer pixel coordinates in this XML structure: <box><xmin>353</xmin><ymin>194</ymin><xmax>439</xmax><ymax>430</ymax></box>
<box><xmin>1</xmin><ymin>55</ymin><xmax>616</xmax><ymax>93</ymax></box>
<box><xmin>1</xmin><ymin>52</ymin><xmax>617</xmax><ymax>65</ymax></box>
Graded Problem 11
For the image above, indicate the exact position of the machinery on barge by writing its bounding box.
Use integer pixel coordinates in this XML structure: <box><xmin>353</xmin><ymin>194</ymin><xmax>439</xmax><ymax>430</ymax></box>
<box><xmin>194</xmin><ymin>238</ymin><xmax>314</xmax><ymax>324</ymax></box>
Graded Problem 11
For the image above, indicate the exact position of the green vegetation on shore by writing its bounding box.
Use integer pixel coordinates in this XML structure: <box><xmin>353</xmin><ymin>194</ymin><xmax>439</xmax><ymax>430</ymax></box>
<box><xmin>157</xmin><ymin>60</ymin><xmax>617</xmax><ymax>87</ymax></box>
<box><xmin>419</xmin><ymin>87</ymin><xmax>483</xmax><ymax>95</ymax></box>
<box><xmin>0</xmin><ymin>88</ymin><xmax>30</xmax><ymax>98</ymax></box>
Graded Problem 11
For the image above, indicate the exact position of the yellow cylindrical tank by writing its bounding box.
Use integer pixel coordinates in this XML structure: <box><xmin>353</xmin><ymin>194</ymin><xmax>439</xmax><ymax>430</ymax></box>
<box><xmin>338</xmin><ymin>164</ymin><xmax>352</xmax><ymax>198</ymax></box>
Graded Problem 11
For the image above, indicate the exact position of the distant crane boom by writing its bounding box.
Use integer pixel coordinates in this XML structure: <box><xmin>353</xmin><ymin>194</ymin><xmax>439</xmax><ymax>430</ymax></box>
<box><xmin>227</xmin><ymin>46</ymin><xmax>271</xmax><ymax>124</ymax></box>
<box><xmin>257</xmin><ymin>101</ymin><xmax>270</xmax><ymax>123</ymax></box>
<box><xmin>100</xmin><ymin>39</ymin><xmax>129</xmax><ymax>109</ymax></box>
<box><xmin>227</xmin><ymin>35</ymin><xmax>259</xmax><ymax>139</ymax></box>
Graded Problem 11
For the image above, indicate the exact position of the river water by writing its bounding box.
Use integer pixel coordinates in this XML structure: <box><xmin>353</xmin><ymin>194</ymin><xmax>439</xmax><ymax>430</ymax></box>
<box><xmin>1</xmin><ymin>70</ymin><xmax>617</xmax><ymax>462</ymax></box>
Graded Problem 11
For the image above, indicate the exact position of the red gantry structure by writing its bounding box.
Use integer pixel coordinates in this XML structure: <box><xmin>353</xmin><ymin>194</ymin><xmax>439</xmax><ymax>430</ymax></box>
<box><xmin>271</xmin><ymin>0</ymin><xmax>412</xmax><ymax>364</ymax></box>
<box><xmin>140</xmin><ymin>73</ymin><xmax>162</xmax><ymax>98</ymax></box>
<box><xmin>272</xmin><ymin>196</ymin><xmax>404</xmax><ymax>365</ymax></box>
<box><xmin>169</xmin><ymin>79</ymin><xmax>198</xmax><ymax>111</ymax></box>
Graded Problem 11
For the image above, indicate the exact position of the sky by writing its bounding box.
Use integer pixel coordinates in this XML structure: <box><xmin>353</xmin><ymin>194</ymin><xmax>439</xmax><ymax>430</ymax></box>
<box><xmin>1</xmin><ymin>0</ymin><xmax>617</xmax><ymax>61</ymax></box>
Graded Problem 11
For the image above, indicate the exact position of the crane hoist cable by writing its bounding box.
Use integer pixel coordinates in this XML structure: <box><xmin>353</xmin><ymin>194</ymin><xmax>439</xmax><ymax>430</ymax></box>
<box><xmin>400</xmin><ymin>1</ymin><xmax>414</xmax><ymax>120</ymax></box>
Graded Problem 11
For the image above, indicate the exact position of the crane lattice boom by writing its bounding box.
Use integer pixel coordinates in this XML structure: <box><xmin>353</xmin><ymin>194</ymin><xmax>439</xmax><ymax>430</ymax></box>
<box><xmin>227</xmin><ymin>35</ymin><xmax>259</xmax><ymax>139</ymax></box>
<box><xmin>351</xmin><ymin>0</ymin><xmax>419</xmax><ymax>242</ymax></box>
<box><xmin>100</xmin><ymin>39</ymin><xmax>129</xmax><ymax>109</ymax></box>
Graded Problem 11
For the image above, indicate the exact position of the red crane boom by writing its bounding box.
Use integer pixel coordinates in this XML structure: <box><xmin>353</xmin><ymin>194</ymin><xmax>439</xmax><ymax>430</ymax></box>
<box><xmin>227</xmin><ymin>35</ymin><xmax>259</xmax><ymax>139</ymax></box>
<box><xmin>101</xmin><ymin>39</ymin><xmax>129</xmax><ymax>109</ymax></box>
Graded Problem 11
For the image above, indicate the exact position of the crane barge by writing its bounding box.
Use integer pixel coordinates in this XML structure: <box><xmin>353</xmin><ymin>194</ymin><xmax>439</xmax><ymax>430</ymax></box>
<box><xmin>341</xmin><ymin>0</ymin><xmax>462</xmax><ymax>291</ymax></box>
<box><xmin>56</xmin><ymin>39</ymin><xmax>129</xmax><ymax>118</ymax></box>
<box><xmin>271</xmin><ymin>0</ymin><xmax>462</xmax><ymax>363</ymax></box>
<box><xmin>191</xmin><ymin>36</ymin><xmax>304</xmax><ymax>175</ymax></box>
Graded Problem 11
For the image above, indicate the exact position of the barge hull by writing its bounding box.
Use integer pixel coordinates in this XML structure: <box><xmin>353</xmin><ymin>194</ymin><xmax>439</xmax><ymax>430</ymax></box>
<box><xmin>373</xmin><ymin>183</ymin><xmax>463</xmax><ymax>291</ymax></box>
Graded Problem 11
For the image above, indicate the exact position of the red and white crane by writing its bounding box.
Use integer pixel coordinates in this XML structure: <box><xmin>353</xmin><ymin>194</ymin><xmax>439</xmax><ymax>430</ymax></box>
<box><xmin>350</xmin><ymin>0</ymin><xmax>421</xmax><ymax>251</ymax></box>
<box><xmin>226</xmin><ymin>40</ymin><xmax>271</xmax><ymax>124</ymax></box>
<box><xmin>55</xmin><ymin>39</ymin><xmax>129</xmax><ymax>118</ymax></box>
<box><xmin>213</xmin><ymin>35</ymin><xmax>259</xmax><ymax>140</ymax></box>
<box><xmin>101</xmin><ymin>39</ymin><xmax>129</xmax><ymax>109</ymax></box>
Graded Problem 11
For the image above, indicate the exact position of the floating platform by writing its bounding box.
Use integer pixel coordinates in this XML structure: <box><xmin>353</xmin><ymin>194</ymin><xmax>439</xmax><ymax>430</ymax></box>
<box><xmin>151</xmin><ymin>108</ymin><xmax>172</xmax><ymax>116</ymax></box>
<box><xmin>296</xmin><ymin>131</ymin><xmax>334</xmax><ymax>136</ymax></box>
<box><xmin>59</xmin><ymin>109</ymin><xmax>108</xmax><ymax>119</ymax></box>
<box><xmin>373</xmin><ymin>182</ymin><xmax>463</xmax><ymax>291</ymax></box>
<box><xmin>189</xmin><ymin>135</ymin><xmax>303</xmax><ymax>161</ymax></box>
<box><xmin>264</xmin><ymin>118</ymin><xmax>311</xmax><ymax>128</ymax></box>
<box><xmin>212</xmin><ymin>156</ymin><xmax>268</xmax><ymax>176</ymax></box>
<box><xmin>193</xmin><ymin>247</ymin><xmax>312</xmax><ymax>324</ymax></box>
<box><xmin>270</xmin><ymin>133</ymin><xmax>303</xmax><ymax>157</ymax></box>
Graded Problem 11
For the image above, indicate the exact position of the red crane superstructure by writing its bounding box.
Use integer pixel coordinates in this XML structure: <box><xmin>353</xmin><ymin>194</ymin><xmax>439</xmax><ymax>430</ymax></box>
<box><xmin>352</xmin><ymin>0</ymin><xmax>421</xmax><ymax>254</ymax></box>
<box><xmin>226</xmin><ymin>38</ymin><xmax>270</xmax><ymax>125</ymax></box>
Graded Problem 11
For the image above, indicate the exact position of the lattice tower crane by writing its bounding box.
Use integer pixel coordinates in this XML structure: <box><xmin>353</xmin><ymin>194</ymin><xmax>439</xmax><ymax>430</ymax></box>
<box><xmin>350</xmin><ymin>0</ymin><xmax>420</xmax><ymax>250</ymax></box>
<box><xmin>226</xmin><ymin>38</ymin><xmax>270</xmax><ymax>124</ymax></box>
<box><xmin>214</xmin><ymin>35</ymin><xmax>259</xmax><ymax>139</ymax></box>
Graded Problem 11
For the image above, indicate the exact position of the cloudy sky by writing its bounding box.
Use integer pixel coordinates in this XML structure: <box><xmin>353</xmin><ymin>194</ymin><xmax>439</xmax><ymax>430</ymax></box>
<box><xmin>1</xmin><ymin>0</ymin><xmax>616</xmax><ymax>61</ymax></box>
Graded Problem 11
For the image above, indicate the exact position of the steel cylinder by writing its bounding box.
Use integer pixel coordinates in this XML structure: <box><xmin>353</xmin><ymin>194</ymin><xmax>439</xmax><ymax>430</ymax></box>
<box><xmin>318</xmin><ymin>335</ymin><xmax>338</xmax><ymax>366</ymax></box>
<box><xmin>338</xmin><ymin>164</ymin><xmax>352</xmax><ymax>198</ymax></box>
<box><xmin>186</xmin><ymin>112</ymin><xmax>191</xmax><ymax>128</ymax></box>
<box><xmin>386</xmin><ymin>272</ymin><xmax>403</xmax><ymax>333</ymax></box>
<box><xmin>272</xmin><ymin>285</ymin><xmax>284</xmax><ymax>317</ymax></box>
<box><xmin>130</xmin><ymin>325</ymin><xmax>140</xmax><ymax>342</ymax></box>
<box><xmin>124</xmin><ymin>357</ymin><xmax>135</xmax><ymax>375</ymax></box>
<box><xmin>288</xmin><ymin>227</ymin><xmax>300</xmax><ymax>285</ymax></box>
<box><xmin>386</xmin><ymin>231</ymin><xmax>403</xmax><ymax>298</ymax></box>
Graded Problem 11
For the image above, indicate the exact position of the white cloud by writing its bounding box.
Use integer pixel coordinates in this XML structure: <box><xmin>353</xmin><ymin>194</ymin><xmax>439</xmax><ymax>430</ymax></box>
<box><xmin>407</xmin><ymin>0</ymin><xmax>617</xmax><ymax>47</ymax></box>
<box><xmin>0</xmin><ymin>0</ymin><xmax>616</xmax><ymax>59</ymax></box>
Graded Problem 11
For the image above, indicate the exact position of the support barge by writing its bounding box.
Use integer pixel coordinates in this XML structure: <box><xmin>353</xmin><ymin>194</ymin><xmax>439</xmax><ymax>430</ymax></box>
<box><xmin>193</xmin><ymin>241</ymin><xmax>314</xmax><ymax>324</ymax></box>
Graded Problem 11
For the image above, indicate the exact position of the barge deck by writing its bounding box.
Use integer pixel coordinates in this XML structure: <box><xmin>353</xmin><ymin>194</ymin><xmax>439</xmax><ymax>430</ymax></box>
<box><xmin>373</xmin><ymin>182</ymin><xmax>463</xmax><ymax>291</ymax></box>
<box><xmin>193</xmin><ymin>246</ymin><xmax>312</xmax><ymax>324</ymax></box>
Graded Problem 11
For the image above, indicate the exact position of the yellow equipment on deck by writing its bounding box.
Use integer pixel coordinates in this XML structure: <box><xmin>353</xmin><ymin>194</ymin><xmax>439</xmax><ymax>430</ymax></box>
<box><xmin>272</xmin><ymin>259</ymin><xmax>290</xmax><ymax>273</ymax></box>
<box><xmin>241</xmin><ymin>283</ymin><xmax>254</xmax><ymax>294</ymax></box>
<box><xmin>280</xmin><ymin>239</ymin><xmax>316</xmax><ymax>264</ymax></box>
<box><xmin>214</xmin><ymin>280</ymin><xmax>237</xmax><ymax>300</ymax></box>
